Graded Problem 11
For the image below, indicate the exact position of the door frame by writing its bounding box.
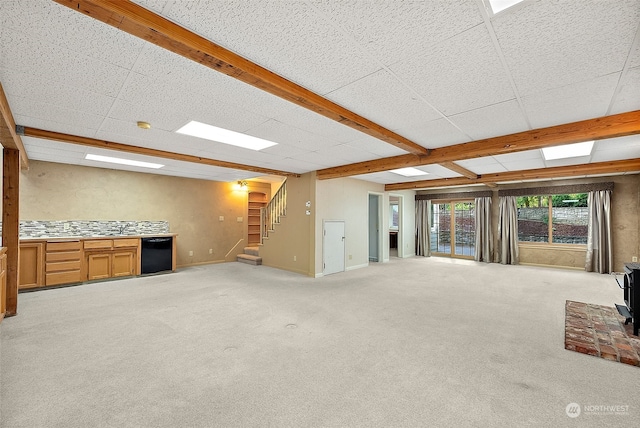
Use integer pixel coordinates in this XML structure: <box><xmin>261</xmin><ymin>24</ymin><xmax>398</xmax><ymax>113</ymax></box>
<box><xmin>368</xmin><ymin>192</ymin><xmax>383</xmax><ymax>263</ymax></box>
<box><xmin>389</xmin><ymin>194</ymin><xmax>403</xmax><ymax>258</ymax></box>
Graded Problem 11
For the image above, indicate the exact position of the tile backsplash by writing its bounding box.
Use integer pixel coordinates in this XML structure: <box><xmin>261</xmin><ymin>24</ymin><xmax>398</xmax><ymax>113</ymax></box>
<box><xmin>0</xmin><ymin>220</ymin><xmax>169</xmax><ymax>238</ymax></box>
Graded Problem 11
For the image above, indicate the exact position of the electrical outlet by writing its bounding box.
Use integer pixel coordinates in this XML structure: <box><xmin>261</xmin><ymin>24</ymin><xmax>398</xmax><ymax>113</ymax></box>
<box><xmin>209</xmin><ymin>249</ymin><xmax>213</xmax><ymax>254</ymax></box>
<box><xmin>189</xmin><ymin>250</ymin><xmax>193</xmax><ymax>256</ymax></box>
<box><xmin>633</xmin><ymin>256</ymin><xmax>638</xmax><ymax>262</ymax></box>
<box><xmin>293</xmin><ymin>255</ymin><xmax>296</xmax><ymax>262</ymax></box>
<box><xmin>63</xmin><ymin>222</ymin><xmax>70</xmax><ymax>231</ymax></box>
<box><xmin>219</xmin><ymin>216</ymin><xmax>224</xmax><ymax>221</ymax></box>
<box><xmin>237</xmin><ymin>217</ymin><xmax>243</xmax><ymax>222</ymax></box>
<box><xmin>349</xmin><ymin>255</ymin><xmax>352</xmax><ymax>260</ymax></box>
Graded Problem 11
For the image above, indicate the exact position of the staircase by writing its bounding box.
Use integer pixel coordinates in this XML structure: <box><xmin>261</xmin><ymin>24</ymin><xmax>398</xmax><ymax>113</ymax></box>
<box><xmin>236</xmin><ymin>179</ymin><xmax>287</xmax><ymax>266</ymax></box>
<box><xmin>237</xmin><ymin>246</ymin><xmax>262</xmax><ymax>265</ymax></box>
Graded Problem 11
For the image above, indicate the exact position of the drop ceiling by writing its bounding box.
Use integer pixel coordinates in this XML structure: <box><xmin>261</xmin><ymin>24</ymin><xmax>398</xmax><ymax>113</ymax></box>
<box><xmin>1</xmin><ymin>0</ymin><xmax>639</xmax><ymax>188</ymax></box>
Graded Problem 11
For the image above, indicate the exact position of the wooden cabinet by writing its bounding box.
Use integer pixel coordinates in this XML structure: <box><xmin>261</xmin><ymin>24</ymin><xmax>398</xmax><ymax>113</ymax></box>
<box><xmin>45</xmin><ymin>241</ymin><xmax>82</xmax><ymax>286</ymax></box>
<box><xmin>84</xmin><ymin>238</ymin><xmax>138</xmax><ymax>281</ymax></box>
<box><xmin>248</xmin><ymin>192</ymin><xmax>267</xmax><ymax>245</ymax></box>
<box><xmin>19</xmin><ymin>242</ymin><xmax>45</xmax><ymax>289</ymax></box>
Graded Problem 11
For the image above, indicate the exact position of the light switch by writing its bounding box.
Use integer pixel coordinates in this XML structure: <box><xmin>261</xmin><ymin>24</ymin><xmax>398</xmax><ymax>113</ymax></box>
<box><xmin>237</xmin><ymin>217</ymin><xmax>243</xmax><ymax>222</ymax></box>
<box><xmin>219</xmin><ymin>216</ymin><xmax>224</xmax><ymax>221</ymax></box>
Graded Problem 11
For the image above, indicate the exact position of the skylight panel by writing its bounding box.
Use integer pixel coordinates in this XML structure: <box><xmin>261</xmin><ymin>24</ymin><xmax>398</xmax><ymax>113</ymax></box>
<box><xmin>542</xmin><ymin>141</ymin><xmax>594</xmax><ymax>161</ymax></box>
<box><xmin>176</xmin><ymin>120</ymin><xmax>277</xmax><ymax>151</ymax></box>
<box><xmin>488</xmin><ymin>0</ymin><xmax>525</xmax><ymax>14</ymax></box>
<box><xmin>85</xmin><ymin>154</ymin><xmax>164</xmax><ymax>169</ymax></box>
<box><xmin>390</xmin><ymin>167</ymin><xmax>429</xmax><ymax>177</ymax></box>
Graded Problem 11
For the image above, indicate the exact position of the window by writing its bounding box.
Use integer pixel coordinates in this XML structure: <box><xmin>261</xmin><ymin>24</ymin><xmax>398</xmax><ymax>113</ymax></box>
<box><xmin>516</xmin><ymin>194</ymin><xmax>588</xmax><ymax>244</ymax></box>
<box><xmin>389</xmin><ymin>203</ymin><xmax>399</xmax><ymax>229</ymax></box>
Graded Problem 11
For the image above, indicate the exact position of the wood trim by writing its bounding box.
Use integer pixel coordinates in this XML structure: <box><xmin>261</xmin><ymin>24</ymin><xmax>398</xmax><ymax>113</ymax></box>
<box><xmin>53</xmin><ymin>0</ymin><xmax>429</xmax><ymax>156</ymax></box>
<box><xmin>21</xmin><ymin>127</ymin><xmax>300</xmax><ymax>178</ymax></box>
<box><xmin>2</xmin><ymin>149</ymin><xmax>20</xmax><ymax>316</ymax></box>
<box><xmin>385</xmin><ymin>158</ymin><xmax>640</xmax><ymax>190</ymax></box>
<box><xmin>0</xmin><ymin>82</ymin><xmax>29</xmax><ymax>168</ymax></box>
<box><xmin>318</xmin><ymin>110</ymin><xmax>640</xmax><ymax>179</ymax></box>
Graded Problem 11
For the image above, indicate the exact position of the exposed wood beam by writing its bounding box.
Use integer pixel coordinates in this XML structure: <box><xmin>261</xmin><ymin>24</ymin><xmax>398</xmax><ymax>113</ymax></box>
<box><xmin>439</xmin><ymin>161</ymin><xmax>478</xmax><ymax>179</ymax></box>
<box><xmin>318</xmin><ymin>110</ymin><xmax>640</xmax><ymax>179</ymax></box>
<box><xmin>21</xmin><ymin>127</ymin><xmax>300</xmax><ymax>178</ymax></box>
<box><xmin>2</xmin><ymin>149</ymin><xmax>20</xmax><ymax>316</ymax></box>
<box><xmin>52</xmin><ymin>0</ymin><xmax>429</xmax><ymax>156</ymax></box>
<box><xmin>0</xmin><ymin>82</ymin><xmax>29</xmax><ymax>169</ymax></box>
<box><xmin>385</xmin><ymin>158</ymin><xmax>640</xmax><ymax>191</ymax></box>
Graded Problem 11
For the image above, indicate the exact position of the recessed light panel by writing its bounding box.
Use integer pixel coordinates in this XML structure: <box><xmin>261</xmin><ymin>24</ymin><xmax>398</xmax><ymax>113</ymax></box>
<box><xmin>390</xmin><ymin>167</ymin><xmax>430</xmax><ymax>177</ymax></box>
<box><xmin>542</xmin><ymin>141</ymin><xmax>594</xmax><ymax>161</ymax></box>
<box><xmin>176</xmin><ymin>120</ymin><xmax>277</xmax><ymax>151</ymax></box>
<box><xmin>488</xmin><ymin>0</ymin><xmax>525</xmax><ymax>14</ymax></box>
<box><xmin>85</xmin><ymin>154</ymin><xmax>164</xmax><ymax>169</ymax></box>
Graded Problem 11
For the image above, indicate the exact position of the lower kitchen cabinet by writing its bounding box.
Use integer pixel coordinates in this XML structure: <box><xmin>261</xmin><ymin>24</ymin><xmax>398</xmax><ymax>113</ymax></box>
<box><xmin>112</xmin><ymin>251</ymin><xmax>136</xmax><ymax>278</ymax></box>
<box><xmin>87</xmin><ymin>253</ymin><xmax>111</xmax><ymax>281</ymax></box>
<box><xmin>19</xmin><ymin>242</ymin><xmax>45</xmax><ymax>289</ymax></box>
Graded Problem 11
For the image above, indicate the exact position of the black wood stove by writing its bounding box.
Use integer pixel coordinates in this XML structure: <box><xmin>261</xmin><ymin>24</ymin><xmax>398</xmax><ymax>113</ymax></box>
<box><xmin>615</xmin><ymin>262</ymin><xmax>640</xmax><ymax>336</ymax></box>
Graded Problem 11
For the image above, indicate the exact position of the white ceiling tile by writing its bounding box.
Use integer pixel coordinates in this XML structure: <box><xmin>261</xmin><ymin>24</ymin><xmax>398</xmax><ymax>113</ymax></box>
<box><xmin>498</xmin><ymin>158</ymin><xmax>546</xmax><ymax>171</ymax></box>
<box><xmin>326</xmin><ymin>69</ymin><xmax>441</xmax><ymax>137</ymax></box>
<box><xmin>9</xmin><ymin>96</ymin><xmax>105</xmax><ymax>130</ymax></box>
<box><xmin>389</xmin><ymin>25</ymin><xmax>516</xmax><ymax>116</ymax></box>
<box><xmin>448</xmin><ymin>100</ymin><xmax>530</xmax><ymax>140</ymax></box>
<box><xmin>591</xmin><ymin>135</ymin><xmax>640</xmax><ymax>162</ymax></box>
<box><xmin>522</xmin><ymin>73</ymin><xmax>620</xmax><ymax>129</ymax></box>
<box><xmin>159</xmin><ymin>0</ymin><xmax>380</xmax><ymax>95</ymax></box>
<box><xmin>493</xmin><ymin>149</ymin><xmax>543</xmax><ymax>163</ymax></box>
<box><xmin>493</xmin><ymin>0</ymin><xmax>640</xmax><ymax>96</ymax></box>
<box><xmin>344</xmin><ymin>137</ymin><xmax>407</xmax><ymax>158</ymax></box>
<box><xmin>1</xmin><ymin>0</ymin><xmax>146</xmax><ymax>69</ymax></box>
<box><xmin>314</xmin><ymin>144</ymin><xmax>380</xmax><ymax>164</ymax></box>
<box><xmin>609</xmin><ymin>66</ymin><xmax>640</xmax><ymax>115</ymax></box>
<box><xmin>309</xmin><ymin>0</ymin><xmax>483</xmax><ymax>66</ymax></box>
<box><xmin>544</xmin><ymin>156</ymin><xmax>593</xmax><ymax>168</ymax></box>
<box><xmin>396</xmin><ymin>118</ymin><xmax>470</xmax><ymax>149</ymax></box>
<box><xmin>455</xmin><ymin>158</ymin><xmax>509</xmax><ymax>174</ymax></box>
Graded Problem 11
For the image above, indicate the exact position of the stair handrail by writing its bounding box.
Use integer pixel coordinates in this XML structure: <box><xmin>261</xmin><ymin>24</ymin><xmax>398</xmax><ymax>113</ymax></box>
<box><xmin>260</xmin><ymin>179</ymin><xmax>287</xmax><ymax>244</ymax></box>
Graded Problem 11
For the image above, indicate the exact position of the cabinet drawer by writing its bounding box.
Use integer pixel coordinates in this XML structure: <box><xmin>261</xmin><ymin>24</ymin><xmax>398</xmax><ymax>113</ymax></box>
<box><xmin>47</xmin><ymin>241</ymin><xmax>81</xmax><ymax>252</ymax></box>
<box><xmin>84</xmin><ymin>240</ymin><xmax>113</xmax><ymax>250</ymax></box>
<box><xmin>46</xmin><ymin>260</ymin><xmax>81</xmax><ymax>273</ymax></box>
<box><xmin>46</xmin><ymin>270</ymin><xmax>81</xmax><ymax>286</ymax></box>
<box><xmin>46</xmin><ymin>250</ymin><xmax>81</xmax><ymax>262</ymax></box>
<box><xmin>113</xmin><ymin>238</ymin><xmax>139</xmax><ymax>248</ymax></box>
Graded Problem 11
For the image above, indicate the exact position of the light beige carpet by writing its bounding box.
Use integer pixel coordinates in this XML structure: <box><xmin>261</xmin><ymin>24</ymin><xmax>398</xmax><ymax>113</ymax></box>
<box><xmin>1</xmin><ymin>257</ymin><xmax>637</xmax><ymax>427</ymax></box>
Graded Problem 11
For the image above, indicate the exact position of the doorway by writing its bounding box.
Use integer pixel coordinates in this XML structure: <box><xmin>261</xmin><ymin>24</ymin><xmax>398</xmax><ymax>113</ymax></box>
<box><xmin>431</xmin><ymin>200</ymin><xmax>475</xmax><ymax>259</ymax></box>
<box><xmin>368</xmin><ymin>194</ymin><xmax>381</xmax><ymax>262</ymax></box>
<box><xmin>389</xmin><ymin>196</ymin><xmax>401</xmax><ymax>258</ymax></box>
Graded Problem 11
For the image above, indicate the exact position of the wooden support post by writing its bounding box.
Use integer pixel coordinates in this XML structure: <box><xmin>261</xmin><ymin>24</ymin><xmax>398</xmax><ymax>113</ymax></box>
<box><xmin>3</xmin><ymin>148</ymin><xmax>20</xmax><ymax>316</ymax></box>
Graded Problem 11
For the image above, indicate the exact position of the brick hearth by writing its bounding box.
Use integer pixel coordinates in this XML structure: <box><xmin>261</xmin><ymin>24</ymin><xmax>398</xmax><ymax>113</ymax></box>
<box><xmin>565</xmin><ymin>301</ymin><xmax>640</xmax><ymax>367</ymax></box>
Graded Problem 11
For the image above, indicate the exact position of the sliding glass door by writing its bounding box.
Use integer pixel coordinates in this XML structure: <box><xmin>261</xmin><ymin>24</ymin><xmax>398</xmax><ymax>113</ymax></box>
<box><xmin>430</xmin><ymin>200</ymin><xmax>475</xmax><ymax>259</ymax></box>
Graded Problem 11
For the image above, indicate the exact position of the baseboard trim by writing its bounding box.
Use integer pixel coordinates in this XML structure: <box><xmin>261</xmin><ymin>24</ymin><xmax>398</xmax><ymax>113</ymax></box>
<box><xmin>346</xmin><ymin>263</ymin><xmax>369</xmax><ymax>271</ymax></box>
<box><xmin>519</xmin><ymin>262</ymin><xmax>585</xmax><ymax>271</ymax></box>
<box><xmin>177</xmin><ymin>260</ymin><xmax>226</xmax><ymax>269</ymax></box>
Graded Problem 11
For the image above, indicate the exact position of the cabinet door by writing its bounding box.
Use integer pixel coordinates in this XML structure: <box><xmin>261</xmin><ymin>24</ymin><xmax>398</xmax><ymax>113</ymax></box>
<box><xmin>19</xmin><ymin>243</ymin><xmax>45</xmax><ymax>289</ymax></box>
<box><xmin>112</xmin><ymin>251</ymin><xmax>135</xmax><ymax>278</ymax></box>
<box><xmin>87</xmin><ymin>253</ymin><xmax>111</xmax><ymax>280</ymax></box>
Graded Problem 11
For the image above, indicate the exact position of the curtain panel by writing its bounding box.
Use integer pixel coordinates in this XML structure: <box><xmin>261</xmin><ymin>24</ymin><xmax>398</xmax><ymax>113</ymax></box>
<box><xmin>416</xmin><ymin>199</ymin><xmax>431</xmax><ymax>257</ymax></box>
<box><xmin>474</xmin><ymin>197</ymin><xmax>493</xmax><ymax>262</ymax></box>
<box><xmin>498</xmin><ymin>196</ymin><xmax>519</xmax><ymax>265</ymax></box>
<box><xmin>585</xmin><ymin>190</ymin><xmax>613</xmax><ymax>274</ymax></box>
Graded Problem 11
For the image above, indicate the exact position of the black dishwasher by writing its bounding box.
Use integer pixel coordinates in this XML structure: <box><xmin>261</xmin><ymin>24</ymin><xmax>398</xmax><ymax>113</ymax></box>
<box><xmin>141</xmin><ymin>237</ymin><xmax>173</xmax><ymax>274</ymax></box>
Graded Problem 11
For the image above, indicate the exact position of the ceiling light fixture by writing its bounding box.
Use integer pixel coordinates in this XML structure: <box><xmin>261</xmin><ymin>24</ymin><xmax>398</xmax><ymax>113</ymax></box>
<box><xmin>176</xmin><ymin>120</ymin><xmax>277</xmax><ymax>151</ymax></box>
<box><xmin>85</xmin><ymin>154</ymin><xmax>164</xmax><ymax>169</ymax></box>
<box><xmin>390</xmin><ymin>167</ymin><xmax>430</xmax><ymax>177</ymax></box>
<box><xmin>137</xmin><ymin>121</ymin><xmax>151</xmax><ymax>129</ymax></box>
<box><xmin>487</xmin><ymin>0</ymin><xmax>525</xmax><ymax>15</ymax></box>
<box><xmin>541</xmin><ymin>141</ymin><xmax>594</xmax><ymax>161</ymax></box>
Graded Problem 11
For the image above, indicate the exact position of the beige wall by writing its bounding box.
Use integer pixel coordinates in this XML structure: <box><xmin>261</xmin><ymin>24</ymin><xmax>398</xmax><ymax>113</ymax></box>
<box><xmin>18</xmin><ymin>161</ymin><xmax>249</xmax><ymax>267</ymax></box>
<box><xmin>315</xmin><ymin>177</ymin><xmax>385</xmax><ymax>276</ymax></box>
<box><xmin>259</xmin><ymin>173</ymin><xmax>315</xmax><ymax>276</ymax></box>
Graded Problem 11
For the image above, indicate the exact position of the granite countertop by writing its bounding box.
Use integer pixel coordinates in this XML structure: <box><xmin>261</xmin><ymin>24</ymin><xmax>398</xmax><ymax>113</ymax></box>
<box><xmin>18</xmin><ymin>233</ymin><xmax>177</xmax><ymax>242</ymax></box>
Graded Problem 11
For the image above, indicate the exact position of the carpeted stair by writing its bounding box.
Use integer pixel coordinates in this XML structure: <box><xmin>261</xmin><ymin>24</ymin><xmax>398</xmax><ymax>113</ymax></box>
<box><xmin>237</xmin><ymin>246</ymin><xmax>262</xmax><ymax>265</ymax></box>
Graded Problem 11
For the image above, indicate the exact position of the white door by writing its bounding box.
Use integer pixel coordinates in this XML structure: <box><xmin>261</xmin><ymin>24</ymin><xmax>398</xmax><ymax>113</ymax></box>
<box><xmin>323</xmin><ymin>221</ymin><xmax>345</xmax><ymax>275</ymax></box>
